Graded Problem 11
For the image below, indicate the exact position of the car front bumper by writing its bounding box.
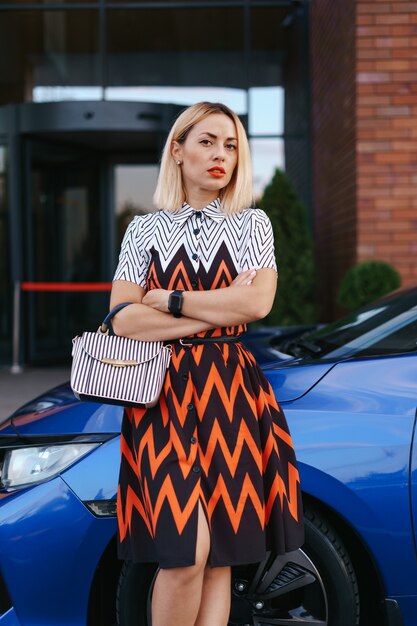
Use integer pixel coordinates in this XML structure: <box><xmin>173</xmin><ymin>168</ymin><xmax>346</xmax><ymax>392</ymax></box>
<box><xmin>0</xmin><ymin>476</ymin><xmax>117</xmax><ymax>626</ymax></box>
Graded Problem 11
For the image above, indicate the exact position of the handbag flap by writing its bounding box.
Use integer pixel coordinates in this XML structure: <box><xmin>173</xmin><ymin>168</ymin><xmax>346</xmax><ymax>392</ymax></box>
<box><xmin>79</xmin><ymin>332</ymin><xmax>165</xmax><ymax>365</ymax></box>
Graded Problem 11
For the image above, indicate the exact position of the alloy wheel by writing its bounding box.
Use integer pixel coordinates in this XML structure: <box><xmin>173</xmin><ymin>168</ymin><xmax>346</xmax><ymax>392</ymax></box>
<box><xmin>229</xmin><ymin>549</ymin><xmax>327</xmax><ymax>626</ymax></box>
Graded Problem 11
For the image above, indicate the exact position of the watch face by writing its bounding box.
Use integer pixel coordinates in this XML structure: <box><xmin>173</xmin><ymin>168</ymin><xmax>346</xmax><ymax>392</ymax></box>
<box><xmin>169</xmin><ymin>291</ymin><xmax>183</xmax><ymax>316</ymax></box>
<box><xmin>171</xmin><ymin>294</ymin><xmax>181</xmax><ymax>310</ymax></box>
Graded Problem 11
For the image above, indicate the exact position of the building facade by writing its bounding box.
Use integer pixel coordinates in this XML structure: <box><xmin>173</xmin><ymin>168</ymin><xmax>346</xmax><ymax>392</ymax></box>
<box><xmin>0</xmin><ymin>0</ymin><xmax>310</xmax><ymax>365</ymax></box>
<box><xmin>310</xmin><ymin>0</ymin><xmax>417</xmax><ymax>318</ymax></box>
<box><xmin>1</xmin><ymin>0</ymin><xmax>415</xmax><ymax>366</ymax></box>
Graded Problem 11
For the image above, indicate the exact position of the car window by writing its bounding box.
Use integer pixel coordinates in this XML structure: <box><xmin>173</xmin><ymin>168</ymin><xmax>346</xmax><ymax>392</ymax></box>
<box><xmin>324</xmin><ymin>309</ymin><xmax>417</xmax><ymax>359</ymax></box>
<box><xmin>282</xmin><ymin>288</ymin><xmax>417</xmax><ymax>360</ymax></box>
<box><xmin>353</xmin><ymin>317</ymin><xmax>417</xmax><ymax>357</ymax></box>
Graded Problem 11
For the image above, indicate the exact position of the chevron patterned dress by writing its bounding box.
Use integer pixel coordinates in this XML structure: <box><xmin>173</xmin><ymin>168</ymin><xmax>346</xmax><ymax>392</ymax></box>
<box><xmin>113</xmin><ymin>199</ymin><xmax>304</xmax><ymax>568</ymax></box>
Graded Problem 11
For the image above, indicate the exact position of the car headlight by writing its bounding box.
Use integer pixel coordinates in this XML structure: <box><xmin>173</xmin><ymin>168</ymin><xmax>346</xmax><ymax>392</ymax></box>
<box><xmin>0</xmin><ymin>443</ymin><xmax>99</xmax><ymax>489</ymax></box>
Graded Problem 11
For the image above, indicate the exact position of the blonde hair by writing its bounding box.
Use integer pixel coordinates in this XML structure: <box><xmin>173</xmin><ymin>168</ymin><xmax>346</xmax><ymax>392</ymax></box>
<box><xmin>153</xmin><ymin>102</ymin><xmax>253</xmax><ymax>214</ymax></box>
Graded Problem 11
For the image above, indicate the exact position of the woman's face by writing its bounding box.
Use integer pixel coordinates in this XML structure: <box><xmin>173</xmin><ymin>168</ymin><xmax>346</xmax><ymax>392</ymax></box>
<box><xmin>172</xmin><ymin>113</ymin><xmax>238</xmax><ymax>202</ymax></box>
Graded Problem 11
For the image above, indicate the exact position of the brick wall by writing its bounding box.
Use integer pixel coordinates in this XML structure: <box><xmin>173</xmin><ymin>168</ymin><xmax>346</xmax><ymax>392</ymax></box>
<box><xmin>356</xmin><ymin>0</ymin><xmax>417</xmax><ymax>287</ymax></box>
<box><xmin>309</xmin><ymin>0</ymin><xmax>357</xmax><ymax>321</ymax></box>
<box><xmin>310</xmin><ymin>0</ymin><xmax>417</xmax><ymax>321</ymax></box>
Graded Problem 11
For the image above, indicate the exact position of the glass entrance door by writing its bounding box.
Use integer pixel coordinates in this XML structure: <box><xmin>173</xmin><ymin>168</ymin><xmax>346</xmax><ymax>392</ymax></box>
<box><xmin>24</xmin><ymin>139</ymin><xmax>109</xmax><ymax>363</ymax></box>
<box><xmin>2</xmin><ymin>99</ymin><xmax>181</xmax><ymax>366</ymax></box>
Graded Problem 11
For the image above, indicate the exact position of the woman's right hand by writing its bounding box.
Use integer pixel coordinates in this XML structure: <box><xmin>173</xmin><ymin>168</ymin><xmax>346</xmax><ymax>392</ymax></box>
<box><xmin>230</xmin><ymin>269</ymin><xmax>257</xmax><ymax>287</ymax></box>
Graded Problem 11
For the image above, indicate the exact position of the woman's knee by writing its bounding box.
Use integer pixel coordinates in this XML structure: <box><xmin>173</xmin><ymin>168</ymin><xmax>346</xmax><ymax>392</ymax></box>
<box><xmin>203</xmin><ymin>564</ymin><xmax>231</xmax><ymax>584</ymax></box>
<box><xmin>157</xmin><ymin>515</ymin><xmax>210</xmax><ymax>589</ymax></box>
<box><xmin>158</xmin><ymin>560</ymin><xmax>205</xmax><ymax>590</ymax></box>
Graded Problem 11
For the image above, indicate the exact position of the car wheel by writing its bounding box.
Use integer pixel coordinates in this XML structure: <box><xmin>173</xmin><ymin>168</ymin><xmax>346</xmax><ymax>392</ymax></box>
<box><xmin>303</xmin><ymin>507</ymin><xmax>360</xmax><ymax>626</ymax></box>
<box><xmin>116</xmin><ymin>507</ymin><xmax>360</xmax><ymax>626</ymax></box>
<box><xmin>229</xmin><ymin>506</ymin><xmax>360</xmax><ymax>626</ymax></box>
<box><xmin>116</xmin><ymin>560</ymin><xmax>158</xmax><ymax>626</ymax></box>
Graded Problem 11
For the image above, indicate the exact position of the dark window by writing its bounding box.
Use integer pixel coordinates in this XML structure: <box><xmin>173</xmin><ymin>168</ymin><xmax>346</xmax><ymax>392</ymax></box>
<box><xmin>106</xmin><ymin>8</ymin><xmax>245</xmax><ymax>91</ymax></box>
<box><xmin>0</xmin><ymin>10</ymin><xmax>100</xmax><ymax>105</ymax></box>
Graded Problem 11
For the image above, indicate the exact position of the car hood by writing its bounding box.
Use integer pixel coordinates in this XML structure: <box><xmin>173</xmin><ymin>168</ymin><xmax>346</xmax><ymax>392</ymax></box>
<box><xmin>0</xmin><ymin>361</ymin><xmax>334</xmax><ymax>436</ymax></box>
<box><xmin>263</xmin><ymin>360</ymin><xmax>335</xmax><ymax>402</ymax></box>
<box><xmin>0</xmin><ymin>383</ymin><xmax>123</xmax><ymax>436</ymax></box>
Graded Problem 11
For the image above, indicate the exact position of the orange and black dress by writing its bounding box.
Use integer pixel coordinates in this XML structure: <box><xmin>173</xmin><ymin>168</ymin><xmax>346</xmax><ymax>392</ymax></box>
<box><xmin>113</xmin><ymin>198</ymin><xmax>304</xmax><ymax>568</ymax></box>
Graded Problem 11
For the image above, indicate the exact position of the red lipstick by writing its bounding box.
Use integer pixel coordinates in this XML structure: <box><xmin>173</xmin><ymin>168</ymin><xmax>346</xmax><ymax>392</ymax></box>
<box><xmin>207</xmin><ymin>167</ymin><xmax>226</xmax><ymax>178</ymax></box>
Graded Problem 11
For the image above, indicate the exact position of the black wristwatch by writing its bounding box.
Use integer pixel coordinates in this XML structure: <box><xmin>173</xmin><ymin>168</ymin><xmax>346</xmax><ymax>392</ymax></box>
<box><xmin>168</xmin><ymin>290</ymin><xmax>183</xmax><ymax>318</ymax></box>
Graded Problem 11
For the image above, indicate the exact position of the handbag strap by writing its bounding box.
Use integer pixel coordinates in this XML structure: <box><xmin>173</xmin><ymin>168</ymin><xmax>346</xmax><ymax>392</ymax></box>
<box><xmin>100</xmin><ymin>302</ymin><xmax>133</xmax><ymax>335</ymax></box>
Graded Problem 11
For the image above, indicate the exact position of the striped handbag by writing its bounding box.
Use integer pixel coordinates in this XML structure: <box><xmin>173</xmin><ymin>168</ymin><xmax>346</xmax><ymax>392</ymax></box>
<box><xmin>70</xmin><ymin>303</ymin><xmax>172</xmax><ymax>408</ymax></box>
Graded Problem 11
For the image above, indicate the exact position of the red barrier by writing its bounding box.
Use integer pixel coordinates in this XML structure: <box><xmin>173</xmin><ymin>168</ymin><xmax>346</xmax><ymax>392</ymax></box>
<box><xmin>21</xmin><ymin>282</ymin><xmax>112</xmax><ymax>292</ymax></box>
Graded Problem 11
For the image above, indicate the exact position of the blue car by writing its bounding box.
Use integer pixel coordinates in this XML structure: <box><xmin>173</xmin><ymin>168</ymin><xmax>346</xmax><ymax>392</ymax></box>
<box><xmin>1</xmin><ymin>286</ymin><xmax>417</xmax><ymax>626</ymax></box>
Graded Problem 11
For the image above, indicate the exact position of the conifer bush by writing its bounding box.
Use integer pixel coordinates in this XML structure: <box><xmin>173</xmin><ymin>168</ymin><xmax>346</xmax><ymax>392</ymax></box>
<box><xmin>337</xmin><ymin>260</ymin><xmax>401</xmax><ymax>310</ymax></box>
<box><xmin>259</xmin><ymin>169</ymin><xmax>317</xmax><ymax>325</ymax></box>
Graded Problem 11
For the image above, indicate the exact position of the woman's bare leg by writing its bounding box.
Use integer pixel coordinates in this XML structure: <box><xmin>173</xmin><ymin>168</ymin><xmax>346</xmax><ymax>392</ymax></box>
<box><xmin>151</xmin><ymin>502</ymin><xmax>210</xmax><ymax>626</ymax></box>
<box><xmin>194</xmin><ymin>565</ymin><xmax>231</xmax><ymax>626</ymax></box>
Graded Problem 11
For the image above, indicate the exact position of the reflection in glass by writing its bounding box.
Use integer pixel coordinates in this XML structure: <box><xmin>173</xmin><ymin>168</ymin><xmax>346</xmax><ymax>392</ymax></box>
<box><xmin>29</xmin><ymin>148</ymin><xmax>103</xmax><ymax>358</ymax></box>
<box><xmin>0</xmin><ymin>147</ymin><xmax>5</xmax><ymax>176</ymax></box>
<box><xmin>106</xmin><ymin>8</ymin><xmax>244</xmax><ymax>91</ymax></box>
<box><xmin>0</xmin><ymin>145</ymin><xmax>10</xmax><ymax>362</ymax></box>
<box><xmin>114</xmin><ymin>165</ymin><xmax>159</xmax><ymax>249</ymax></box>
<box><xmin>31</xmin><ymin>168</ymin><xmax>101</xmax><ymax>282</ymax></box>
<box><xmin>0</xmin><ymin>11</ymin><xmax>100</xmax><ymax>105</ymax></box>
<box><xmin>249</xmin><ymin>87</ymin><xmax>284</xmax><ymax>136</ymax></box>
<box><xmin>296</xmin><ymin>290</ymin><xmax>417</xmax><ymax>360</ymax></box>
<box><xmin>33</xmin><ymin>86</ymin><xmax>103</xmax><ymax>102</ymax></box>
<box><xmin>250</xmin><ymin>6</ymin><xmax>287</xmax><ymax>89</ymax></box>
<box><xmin>250</xmin><ymin>138</ymin><xmax>284</xmax><ymax>202</ymax></box>
<box><xmin>105</xmin><ymin>87</ymin><xmax>246</xmax><ymax>114</ymax></box>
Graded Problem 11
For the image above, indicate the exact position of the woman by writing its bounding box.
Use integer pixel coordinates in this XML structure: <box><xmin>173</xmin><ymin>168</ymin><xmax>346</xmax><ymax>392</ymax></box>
<box><xmin>111</xmin><ymin>101</ymin><xmax>304</xmax><ymax>626</ymax></box>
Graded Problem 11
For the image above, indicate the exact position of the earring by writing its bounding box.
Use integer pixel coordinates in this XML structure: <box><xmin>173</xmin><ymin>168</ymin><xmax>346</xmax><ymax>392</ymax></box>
<box><xmin>176</xmin><ymin>160</ymin><xmax>182</xmax><ymax>165</ymax></box>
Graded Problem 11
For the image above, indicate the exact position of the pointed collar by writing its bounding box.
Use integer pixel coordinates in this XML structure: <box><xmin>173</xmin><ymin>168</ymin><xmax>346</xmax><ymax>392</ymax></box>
<box><xmin>171</xmin><ymin>198</ymin><xmax>226</xmax><ymax>225</ymax></box>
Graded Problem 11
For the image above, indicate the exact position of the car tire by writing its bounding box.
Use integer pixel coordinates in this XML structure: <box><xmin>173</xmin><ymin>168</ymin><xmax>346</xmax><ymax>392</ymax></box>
<box><xmin>116</xmin><ymin>506</ymin><xmax>360</xmax><ymax>626</ymax></box>
<box><xmin>116</xmin><ymin>560</ymin><xmax>157</xmax><ymax>626</ymax></box>
<box><xmin>302</xmin><ymin>506</ymin><xmax>360</xmax><ymax>626</ymax></box>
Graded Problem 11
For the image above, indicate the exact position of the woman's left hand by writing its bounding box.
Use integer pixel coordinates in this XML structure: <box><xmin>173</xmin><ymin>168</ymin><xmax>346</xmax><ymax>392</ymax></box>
<box><xmin>142</xmin><ymin>289</ymin><xmax>170</xmax><ymax>312</ymax></box>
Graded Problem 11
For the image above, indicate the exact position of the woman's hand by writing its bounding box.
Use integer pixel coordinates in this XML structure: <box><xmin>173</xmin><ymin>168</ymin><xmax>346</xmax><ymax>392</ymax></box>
<box><xmin>142</xmin><ymin>289</ymin><xmax>170</xmax><ymax>312</ymax></box>
<box><xmin>230</xmin><ymin>269</ymin><xmax>257</xmax><ymax>287</ymax></box>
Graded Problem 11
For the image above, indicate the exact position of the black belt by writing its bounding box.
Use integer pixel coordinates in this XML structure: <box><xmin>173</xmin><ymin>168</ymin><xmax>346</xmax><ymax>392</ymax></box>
<box><xmin>169</xmin><ymin>335</ymin><xmax>242</xmax><ymax>346</ymax></box>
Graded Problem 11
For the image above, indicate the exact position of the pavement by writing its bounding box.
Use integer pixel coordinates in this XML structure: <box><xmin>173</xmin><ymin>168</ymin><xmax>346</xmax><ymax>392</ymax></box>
<box><xmin>0</xmin><ymin>366</ymin><xmax>71</xmax><ymax>419</ymax></box>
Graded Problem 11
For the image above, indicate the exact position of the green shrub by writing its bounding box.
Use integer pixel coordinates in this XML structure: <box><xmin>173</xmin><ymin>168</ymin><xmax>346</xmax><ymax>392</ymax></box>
<box><xmin>337</xmin><ymin>260</ymin><xmax>401</xmax><ymax>310</ymax></box>
<box><xmin>259</xmin><ymin>169</ymin><xmax>317</xmax><ymax>325</ymax></box>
